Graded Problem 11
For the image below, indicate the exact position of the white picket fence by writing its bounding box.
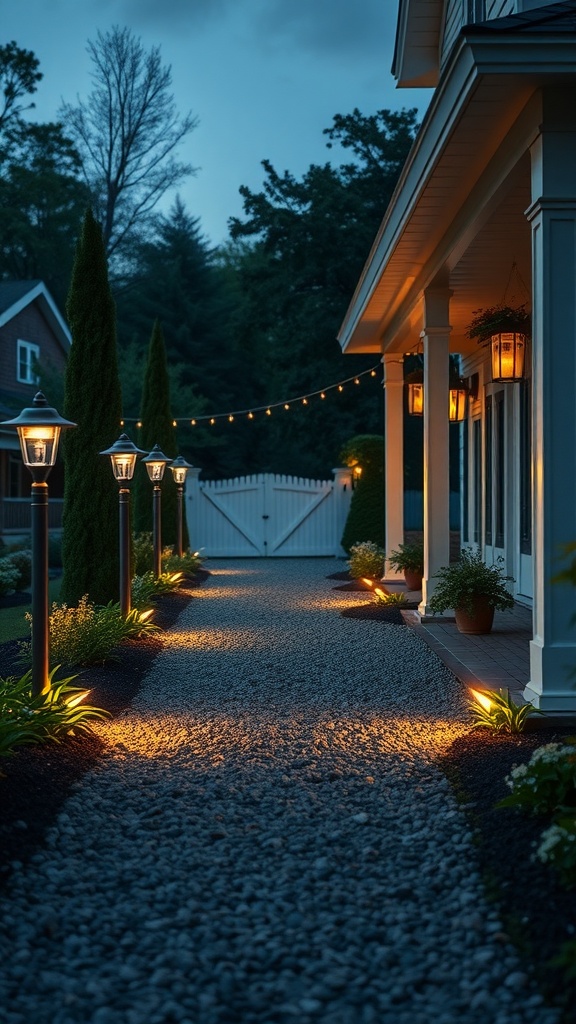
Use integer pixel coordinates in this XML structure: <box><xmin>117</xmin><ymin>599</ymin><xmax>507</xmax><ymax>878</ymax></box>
<box><xmin>185</xmin><ymin>468</ymin><xmax>353</xmax><ymax>557</ymax></box>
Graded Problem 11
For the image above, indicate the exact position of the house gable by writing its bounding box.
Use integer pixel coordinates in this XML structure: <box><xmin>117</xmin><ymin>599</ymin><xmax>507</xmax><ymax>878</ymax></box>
<box><xmin>0</xmin><ymin>281</ymin><xmax>71</xmax><ymax>412</ymax></box>
<box><xmin>394</xmin><ymin>0</ymin><xmax>564</xmax><ymax>87</ymax></box>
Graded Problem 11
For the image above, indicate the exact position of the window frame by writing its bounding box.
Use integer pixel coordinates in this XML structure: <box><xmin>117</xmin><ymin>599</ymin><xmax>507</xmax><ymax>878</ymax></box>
<box><xmin>16</xmin><ymin>339</ymin><xmax>40</xmax><ymax>386</ymax></box>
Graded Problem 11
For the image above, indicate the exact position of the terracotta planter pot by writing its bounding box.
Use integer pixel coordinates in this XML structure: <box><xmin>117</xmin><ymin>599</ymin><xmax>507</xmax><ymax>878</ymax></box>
<box><xmin>404</xmin><ymin>569</ymin><xmax>423</xmax><ymax>591</ymax></box>
<box><xmin>454</xmin><ymin>597</ymin><xmax>495</xmax><ymax>635</ymax></box>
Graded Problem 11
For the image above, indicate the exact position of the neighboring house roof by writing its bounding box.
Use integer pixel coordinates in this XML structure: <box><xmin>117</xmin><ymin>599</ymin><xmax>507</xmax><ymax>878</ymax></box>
<box><xmin>0</xmin><ymin>280</ymin><xmax>71</xmax><ymax>350</ymax></box>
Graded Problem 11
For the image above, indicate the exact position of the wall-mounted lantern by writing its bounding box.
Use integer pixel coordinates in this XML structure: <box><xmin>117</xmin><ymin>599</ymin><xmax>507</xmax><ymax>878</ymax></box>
<box><xmin>490</xmin><ymin>332</ymin><xmax>526</xmax><ymax>383</ymax></box>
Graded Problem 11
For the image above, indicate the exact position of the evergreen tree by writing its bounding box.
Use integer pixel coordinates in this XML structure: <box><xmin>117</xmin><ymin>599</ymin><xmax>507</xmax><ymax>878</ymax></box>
<box><xmin>60</xmin><ymin>208</ymin><xmax>123</xmax><ymax>605</ymax></box>
<box><xmin>133</xmin><ymin>320</ymin><xmax>183</xmax><ymax>549</ymax></box>
<box><xmin>340</xmin><ymin>435</ymin><xmax>385</xmax><ymax>553</ymax></box>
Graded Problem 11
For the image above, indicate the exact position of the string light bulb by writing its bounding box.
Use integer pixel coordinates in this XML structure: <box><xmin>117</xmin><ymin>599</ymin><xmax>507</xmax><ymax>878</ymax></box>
<box><xmin>137</xmin><ymin>421</ymin><xmax>142</xmax><ymax>428</ymax></box>
<box><xmin>354</xmin><ymin>378</ymin><xmax>360</xmax><ymax>385</ymax></box>
<box><xmin>266</xmin><ymin>408</ymin><xmax>271</xmax><ymax>416</ymax></box>
<box><xmin>284</xmin><ymin>404</ymin><xmax>290</xmax><ymax>410</ymax></box>
<box><xmin>248</xmin><ymin>411</ymin><xmax>254</xmax><ymax>420</ymax></box>
<box><xmin>228</xmin><ymin>415</ymin><xmax>234</xmax><ymax>422</ymax></box>
<box><xmin>338</xmin><ymin>385</ymin><xmax>343</xmax><ymax>392</ymax></box>
<box><xmin>302</xmin><ymin>398</ymin><xmax>308</xmax><ymax>405</ymax></box>
<box><xmin>191</xmin><ymin>419</ymin><xmax>196</xmax><ymax>426</ymax></box>
<box><xmin>320</xmin><ymin>392</ymin><xmax>326</xmax><ymax>399</ymax></box>
<box><xmin>210</xmin><ymin>418</ymin><xmax>215</xmax><ymax>425</ymax></box>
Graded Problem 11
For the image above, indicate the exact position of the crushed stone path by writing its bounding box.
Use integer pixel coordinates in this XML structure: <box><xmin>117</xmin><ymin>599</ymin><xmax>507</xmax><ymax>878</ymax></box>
<box><xmin>0</xmin><ymin>560</ymin><xmax>558</xmax><ymax>1024</ymax></box>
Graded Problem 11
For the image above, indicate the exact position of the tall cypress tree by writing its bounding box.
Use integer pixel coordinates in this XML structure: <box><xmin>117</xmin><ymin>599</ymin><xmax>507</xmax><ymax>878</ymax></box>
<box><xmin>60</xmin><ymin>208</ymin><xmax>123</xmax><ymax>605</ymax></box>
<box><xmin>133</xmin><ymin>320</ymin><xmax>183</xmax><ymax>548</ymax></box>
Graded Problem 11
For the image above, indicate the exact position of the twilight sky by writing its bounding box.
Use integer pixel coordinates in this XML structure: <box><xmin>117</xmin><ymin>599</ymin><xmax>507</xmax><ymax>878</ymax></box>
<box><xmin>2</xmin><ymin>0</ymin><xmax>431</xmax><ymax>245</ymax></box>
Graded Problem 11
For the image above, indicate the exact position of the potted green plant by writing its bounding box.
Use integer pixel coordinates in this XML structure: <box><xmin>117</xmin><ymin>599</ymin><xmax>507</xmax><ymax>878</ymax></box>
<box><xmin>387</xmin><ymin>541</ymin><xmax>424</xmax><ymax>591</ymax></box>
<box><xmin>465</xmin><ymin>303</ymin><xmax>531</xmax><ymax>344</ymax></box>
<box><xmin>428</xmin><ymin>548</ymin><xmax>514</xmax><ymax>634</ymax></box>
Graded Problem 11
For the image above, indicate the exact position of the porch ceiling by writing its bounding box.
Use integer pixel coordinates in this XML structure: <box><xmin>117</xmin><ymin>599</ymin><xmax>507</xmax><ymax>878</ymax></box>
<box><xmin>339</xmin><ymin>25</ymin><xmax>576</xmax><ymax>357</ymax></box>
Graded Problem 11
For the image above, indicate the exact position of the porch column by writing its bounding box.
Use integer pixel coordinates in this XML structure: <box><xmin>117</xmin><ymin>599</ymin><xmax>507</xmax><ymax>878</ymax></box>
<box><xmin>419</xmin><ymin>287</ymin><xmax>452</xmax><ymax>616</ymax></box>
<box><xmin>524</xmin><ymin>87</ymin><xmax>576</xmax><ymax>712</ymax></box>
<box><xmin>382</xmin><ymin>354</ymin><xmax>404</xmax><ymax>581</ymax></box>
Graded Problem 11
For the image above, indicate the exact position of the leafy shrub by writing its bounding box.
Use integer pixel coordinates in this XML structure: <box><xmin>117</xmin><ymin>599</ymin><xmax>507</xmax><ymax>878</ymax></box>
<box><xmin>131</xmin><ymin>571</ymin><xmax>183</xmax><ymax>609</ymax></box>
<box><xmin>0</xmin><ymin>667</ymin><xmax>109</xmax><ymax>760</ymax></box>
<box><xmin>162</xmin><ymin>549</ymin><xmax>202</xmax><ymax>575</ymax></box>
<box><xmin>20</xmin><ymin>596</ymin><xmax>159</xmax><ymax>668</ymax></box>
<box><xmin>0</xmin><ymin>557</ymin><xmax>21</xmax><ymax>597</ymax></box>
<box><xmin>348</xmin><ymin>541</ymin><xmax>386</xmax><ymax>580</ymax></box>
<box><xmin>498</xmin><ymin>741</ymin><xmax>576</xmax><ymax>888</ymax></box>
<box><xmin>133</xmin><ymin>532</ymin><xmax>154</xmax><ymax>575</ymax></box>
<box><xmin>7</xmin><ymin>549</ymin><xmax>32</xmax><ymax>591</ymax></box>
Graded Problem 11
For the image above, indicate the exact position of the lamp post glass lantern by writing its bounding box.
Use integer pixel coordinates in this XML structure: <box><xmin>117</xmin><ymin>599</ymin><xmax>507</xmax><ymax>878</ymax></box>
<box><xmin>142</xmin><ymin>445</ymin><xmax>172</xmax><ymax>577</ymax></box>
<box><xmin>170</xmin><ymin>455</ymin><xmax>194</xmax><ymax>557</ymax></box>
<box><xmin>99</xmin><ymin>433</ymin><xmax>146</xmax><ymax>617</ymax></box>
<box><xmin>1</xmin><ymin>393</ymin><xmax>76</xmax><ymax>696</ymax></box>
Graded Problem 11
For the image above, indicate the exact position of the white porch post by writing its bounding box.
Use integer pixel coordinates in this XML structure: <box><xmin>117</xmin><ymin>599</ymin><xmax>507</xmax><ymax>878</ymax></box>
<box><xmin>418</xmin><ymin>287</ymin><xmax>452</xmax><ymax>616</ymax></box>
<box><xmin>382</xmin><ymin>354</ymin><xmax>405</xmax><ymax>581</ymax></box>
<box><xmin>524</xmin><ymin>87</ymin><xmax>576</xmax><ymax>712</ymax></box>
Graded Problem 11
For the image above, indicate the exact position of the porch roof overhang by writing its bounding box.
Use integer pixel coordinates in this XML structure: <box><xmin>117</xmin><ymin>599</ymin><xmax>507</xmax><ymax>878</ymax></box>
<box><xmin>338</xmin><ymin>26</ymin><xmax>576</xmax><ymax>356</ymax></box>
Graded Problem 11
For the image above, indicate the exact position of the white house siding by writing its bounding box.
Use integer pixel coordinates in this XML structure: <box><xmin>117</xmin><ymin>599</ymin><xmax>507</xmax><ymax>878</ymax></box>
<box><xmin>485</xmin><ymin>1</ymin><xmax>515</xmax><ymax>19</ymax></box>
<box><xmin>440</xmin><ymin>0</ymin><xmax>465</xmax><ymax>68</ymax></box>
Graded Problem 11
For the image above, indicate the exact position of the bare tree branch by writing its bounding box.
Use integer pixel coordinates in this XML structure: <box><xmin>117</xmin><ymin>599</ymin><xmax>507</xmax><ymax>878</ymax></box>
<box><xmin>59</xmin><ymin>26</ymin><xmax>198</xmax><ymax>263</ymax></box>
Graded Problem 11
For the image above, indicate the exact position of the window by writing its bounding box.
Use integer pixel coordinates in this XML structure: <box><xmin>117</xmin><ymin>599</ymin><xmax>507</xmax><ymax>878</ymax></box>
<box><xmin>495</xmin><ymin>391</ymin><xmax>505</xmax><ymax>548</ymax></box>
<box><xmin>473</xmin><ymin>419</ymin><xmax>481</xmax><ymax>544</ymax></box>
<box><xmin>484</xmin><ymin>396</ymin><xmax>493</xmax><ymax>545</ymax></box>
<box><xmin>519</xmin><ymin>377</ymin><xmax>532</xmax><ymax>555</ymax></box>
<box><xmin>17</xmin><ymin>340</ymin><xmax>40</xmax><ymax>385</ymax></box>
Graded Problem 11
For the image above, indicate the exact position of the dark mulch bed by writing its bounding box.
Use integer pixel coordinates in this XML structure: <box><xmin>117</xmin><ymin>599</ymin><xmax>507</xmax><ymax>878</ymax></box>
<box><xmin>326</xmin><ymin>570</ymin><xmax>352</xmax><ymax>581</ymax></box>
<box><xmin>332</xmin><ymin>580</ymin><xmax>370</xmax><ymax>592</ymax></box>
<box><xmin>0</xmin><ymin>570</ymin><xmax>210</xmax><ymax>888</ymax></box>
<box><xmin>442</xmin><ymin>729</ymin><xmax>576</xmax><ymax>1021</ymax></box>
<box><xmin>341</xmin><ymin>603</ymin><xmax>407</xmax><ymax>625</ymax></box>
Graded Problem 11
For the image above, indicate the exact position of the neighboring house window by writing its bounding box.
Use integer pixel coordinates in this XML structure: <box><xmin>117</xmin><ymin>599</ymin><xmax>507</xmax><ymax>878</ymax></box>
<box><xmin>17</xmin><ymin>340</ymin><xmax>40</xmax><ymax>385</ymax></box>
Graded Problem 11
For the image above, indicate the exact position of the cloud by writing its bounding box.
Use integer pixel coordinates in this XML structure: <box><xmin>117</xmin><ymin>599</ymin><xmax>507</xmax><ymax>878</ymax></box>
<box><xmin>117</xmin><ymin>0</ymin><xmax>392</xmax><ymax>57</ymax></box>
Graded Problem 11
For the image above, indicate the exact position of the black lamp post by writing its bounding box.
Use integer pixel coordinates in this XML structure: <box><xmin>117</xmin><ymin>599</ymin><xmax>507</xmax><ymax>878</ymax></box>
<box><xmin>169</xmin><ymin>455</ymin><xmax>194</xmax><ymax>558</ymax></box>
<box><xmin>1</xmin><ymin>393</ymin><xmax>76</xmax><ymax>696</ymax></box>
<box><xmin>142</xmin><ymin>445</ymin><xmax>172</xmax><ymax>578</ymax></box>
<box><xmin>99</xmin><ymin>433</ymin><xmax>146</xmax><ymax>617</ymax></box>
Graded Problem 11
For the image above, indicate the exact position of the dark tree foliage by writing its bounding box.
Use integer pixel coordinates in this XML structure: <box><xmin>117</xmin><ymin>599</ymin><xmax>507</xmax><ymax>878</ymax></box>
<box><xmin>60</xmin><ymin>209</ymin><xmax>123</xmax><ymax>606</ymax></box>
<box><xmin>339</xmin><ymin>435</ymin><xmax>385</xmax><ymax>553</ymax></box>
<box><xmin>0</xmin><ymin>122</ymin><xmax>89</xmax><ymax>309</ymax></box>
<box><xmin>132</xmin><ymin>320</ymin><xmax>184</xmax><ymax>548</ymax></box>
<box><xmin>0</xmin><ymin>41</ymin><xmax>42</xmax><ymax>132</ymax></box>
<box><xmin>227</xmin><ymin>108</ymin><xmax>419</xmax><ymax>478</ymax></box>
<box><xmin>115</xmin><ymin>199</ymin><xmax>239</xmax><ymax>475</ymax></box>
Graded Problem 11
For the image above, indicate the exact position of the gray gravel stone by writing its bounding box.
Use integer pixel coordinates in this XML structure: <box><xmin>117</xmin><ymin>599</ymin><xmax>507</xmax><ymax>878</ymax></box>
<box><xmin>0</xmin><ymin>559</ymin><xmax>560</xmax><ymax>1024</ymax></box>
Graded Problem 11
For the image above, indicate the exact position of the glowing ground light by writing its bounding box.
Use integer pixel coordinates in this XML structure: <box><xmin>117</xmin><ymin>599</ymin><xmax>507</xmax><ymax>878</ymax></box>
<box><xmin>469</xmin><ymin>687</ymin><xmax>494</xmax><ymax>713</ymax></box>
<box><xmin>374</xmin><ymin>588</ymin><xmax>386</xmax><ymax>600</ymax></box>
<box><xmin>361</xmin><ymin>578</ymin><xmax>374</xmax><ymax>588</ymax></box>
<box><xmin>64</xmin><ymin>690</ymin><xmax>91</xmax><ymax>708</ymax></box>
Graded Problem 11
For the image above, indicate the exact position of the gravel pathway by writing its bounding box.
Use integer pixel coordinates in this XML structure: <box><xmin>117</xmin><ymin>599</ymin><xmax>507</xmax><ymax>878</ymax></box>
<box><xmin>0</xmin><ymin>560</ymin><xmax>558</xmax><ymax>1024</ymax></box>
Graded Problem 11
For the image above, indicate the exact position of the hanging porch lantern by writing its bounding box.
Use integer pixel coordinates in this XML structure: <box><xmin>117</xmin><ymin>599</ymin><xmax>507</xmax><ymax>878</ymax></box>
<box><xmin>490</xmin><ymin>332</ymin><xmax>526</xmax><ymax>383</ymax></box>
<box><xmin>449</xmin><ymin>377</ymin><xmax>468</xmax><ymax>422</ymax></box>
<box><xmin>406</xmin><ymin>368</ymin><xmax>424</xmax><ymax>416</ymax></box>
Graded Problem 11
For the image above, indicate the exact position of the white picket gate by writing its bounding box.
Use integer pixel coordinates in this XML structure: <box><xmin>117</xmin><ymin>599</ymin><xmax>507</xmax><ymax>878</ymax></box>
<box><xmin>185</xmin><ymin>468</ymin><xmax>353</xmax><ymax>557</ymax></box>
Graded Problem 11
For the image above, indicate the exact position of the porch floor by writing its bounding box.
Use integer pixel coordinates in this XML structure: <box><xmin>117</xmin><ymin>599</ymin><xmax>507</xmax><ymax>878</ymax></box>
<box><xmin>402</xmin><ymin>602</ymin><xmax>532</xmax><ymax>705</ymax></box>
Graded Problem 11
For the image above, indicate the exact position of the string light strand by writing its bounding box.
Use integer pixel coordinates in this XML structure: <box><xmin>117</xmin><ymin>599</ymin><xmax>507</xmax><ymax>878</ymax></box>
<box><xmin>121</xmin><ymin>363</ymin><xmax>382</xmax><ymax>426</ymax></box>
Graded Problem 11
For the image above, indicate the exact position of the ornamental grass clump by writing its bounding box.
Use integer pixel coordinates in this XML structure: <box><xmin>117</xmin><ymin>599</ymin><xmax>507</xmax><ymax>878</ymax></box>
<box><xmin>468</xmin><ymin>686</ymin><xmax>542</xmax><ymax>733</ymax></box>
<box><xmin>162</xmin><ymin>549</ymin><xmax>202</xmax><ymax>576</ymax></box>
<box><xmin>20</xmin><ymin>596</ymin><xmax>159</xmax><ymax>669</ymax></box>
<box><xmin>348</xmin><ymin>541</ymin><xmax>386</xmax><ymax>580</ymax></box>
<box><xmin>131</xmin><ymin>570</ymin><xmax>183</xmax><ymax>610</ymax></box>
<box><xmin>498</xmin><ymin>741</ymin><xmax>576</xmax><ymax>888</ymax></box>
<box><xmin>373</xmin><ymin>588</ymin><xmax>409</xmax><ymax>608</ymax></box>
<box><xmin>0</xmin><ymin>667</ymin><xmax>109</xmax><ymax>761</ymax></box>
